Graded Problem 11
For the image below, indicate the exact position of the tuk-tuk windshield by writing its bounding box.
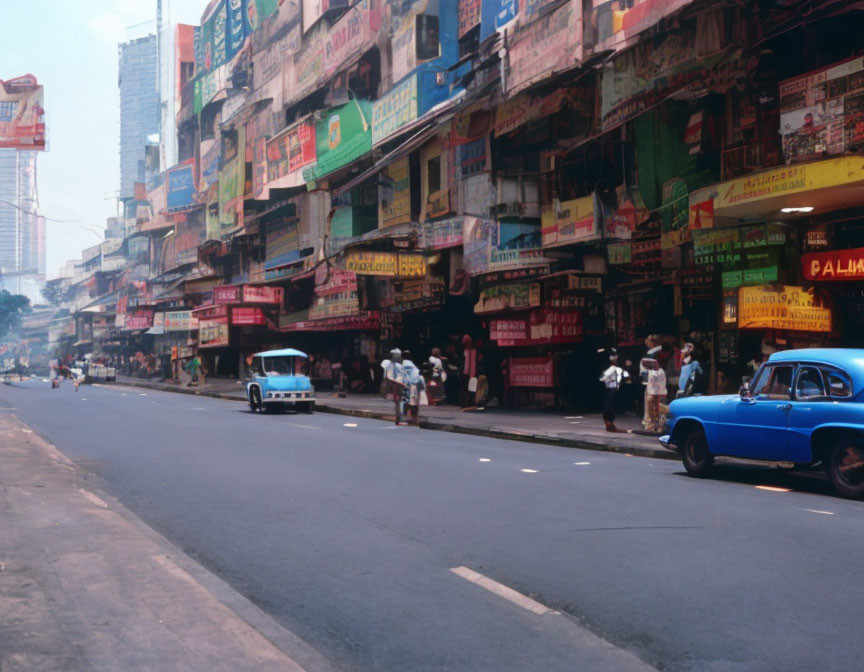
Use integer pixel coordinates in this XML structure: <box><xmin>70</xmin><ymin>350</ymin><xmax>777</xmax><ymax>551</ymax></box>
<box><xmin>255</xmin><ymin>356</ymin><xmax>309</xmax><ymax>376</ymax></box>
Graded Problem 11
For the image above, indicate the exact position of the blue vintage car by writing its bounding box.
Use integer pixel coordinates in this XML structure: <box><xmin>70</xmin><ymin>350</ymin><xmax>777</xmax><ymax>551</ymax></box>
<box><xmin>246</xmin><ymin>348</ymin><xmax>315</xmax><ymax>414</ymax></box>
<box><xmin>661</xmin><ymin>349</ymin><xmax>864</xmax><ymax>498</ymax></box>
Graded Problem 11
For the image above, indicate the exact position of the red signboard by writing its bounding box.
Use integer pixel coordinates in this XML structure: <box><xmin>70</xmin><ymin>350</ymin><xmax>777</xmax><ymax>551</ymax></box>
<box><xmin>124</xmin><ymin>310</ymin><xmax>154</xmax><ymax>330</ymax></box>
<box><xmin>490</xmin><ymin>319</ymin><xmax>528</xmax><ymax>342</ymax></box>
<box><xmin>508</xmin><ymin>356</ymin><xmax>555</xmax><ymax>388</ymax></box>
<box><xmin>193</xmin><ymin>304</ymin><xmax>229</xmax><ymax>319</ymax></box>
<box><xmin>282</xmin><ymin>311</ymin><xmax>380</xmax><ymax>332</ymax></box>
<box><xmin>214</xmin><ymin>285</ymin><xmax>241</xmax><ymax>304</ymax></box>
<box><xmin>231</xmin><ymin>307</ymin><xmax>267</xmax><ymax>326</ymax></box>
<box><xmin>266</xmin><ymin>119</ymin><xmax>316</xmax><ymax>182</ymax></box>
<box><xmin>803</xmin><ymin>247</ymin><xmax>864</xmax><ymax>282</ymax></box>
<box><xmin>242</xmin><ymin>284</ymin><xmax>284</xmax><ymax>304</ymax></box>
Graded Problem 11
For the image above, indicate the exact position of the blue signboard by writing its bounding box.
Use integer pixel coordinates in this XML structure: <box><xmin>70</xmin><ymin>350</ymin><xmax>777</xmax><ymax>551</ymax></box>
<box><xmin>481</xmin><ymin>0</ymin><xmax>519</xmax><ymax>40</ymax></box>
<box><xmin>166</xmin><ymin>164</ymin><xmax>196</xmax><ymax>213</ymax></box>
<box><xmin>226</xmin><ymin>0</ymin><xmax>249</xmax><ymax>61</ymax></box>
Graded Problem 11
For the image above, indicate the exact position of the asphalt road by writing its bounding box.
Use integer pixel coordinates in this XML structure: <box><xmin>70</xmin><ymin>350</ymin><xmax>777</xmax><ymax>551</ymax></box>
<box><xmin>3</xmin><ymin>379</ymin><xmax>864</xmax><ymax>672</ymax></box>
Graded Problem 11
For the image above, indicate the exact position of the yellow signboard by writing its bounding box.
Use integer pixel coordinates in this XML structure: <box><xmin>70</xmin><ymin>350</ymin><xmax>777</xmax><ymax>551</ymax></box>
<box><xmin>346</xmin><ymin>252</ymin><xmax>398</xmax><ymax>276</ymax></box>
<box><xmin>710</xmin><ymin>156</ymin><xmax>864</xmax><ymax>210</ymax></box>
<box><xmin>345</xmin><ymin>251</ymin><xmax>426</xmax><ymax>278</ymax></box>
<box><xmin>738</xmin><ymin>285</ymin><xmax>831</xmax><ymax>332</ymax></box>
<box><xmin>397</xmin><ymin>254</ymin><xmax>427</xmax><ymax>278</ymax></box>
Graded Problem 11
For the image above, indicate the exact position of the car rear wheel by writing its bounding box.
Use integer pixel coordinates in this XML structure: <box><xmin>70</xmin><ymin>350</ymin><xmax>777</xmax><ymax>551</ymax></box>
<box><xmin>682</xmin><ymin>427</ymin><xmax>714</xmax><ymax>477</ymax></box>
<box><xmin>827</xmin><ymin>438</ymin><xmax>864</xmax><ymax>499</ymax></box>
<box><xmin>249</xmin><ymin>387</ymin><xmax>263</xmax><ymax>413</ymax></box>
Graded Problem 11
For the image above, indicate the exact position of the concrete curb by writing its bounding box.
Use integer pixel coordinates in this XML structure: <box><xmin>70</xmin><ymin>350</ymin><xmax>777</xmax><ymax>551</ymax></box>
<box><xmin>106</xmin><ymin>380</ymin><xmax>676</xmax><ymax>461</ymax></box>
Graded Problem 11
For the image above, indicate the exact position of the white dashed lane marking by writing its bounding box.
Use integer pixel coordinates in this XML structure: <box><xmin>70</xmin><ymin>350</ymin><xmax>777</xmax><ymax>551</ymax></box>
<box><xmin>450</xmin><ymin>566</ymin><xmax>556</xmax><ymax>615</ymax></box>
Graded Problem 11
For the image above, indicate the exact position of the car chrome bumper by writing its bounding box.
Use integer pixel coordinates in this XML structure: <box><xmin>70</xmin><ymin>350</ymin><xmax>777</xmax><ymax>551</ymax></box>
<box><xmin>262</xmin><ymin>393</ymin><xmax>316</xmax><ymax>402</ymax></box>
<box><xmin>658</xmin><ymin>435</ymin><xmax>677</xmax><ymax>452</ymax></box>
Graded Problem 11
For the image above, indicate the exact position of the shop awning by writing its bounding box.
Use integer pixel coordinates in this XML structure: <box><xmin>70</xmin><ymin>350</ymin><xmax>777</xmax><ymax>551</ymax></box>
<box><xmin>690</xmin><ymin>156</ymin><xmax>864</xmax><ymax>223</ymax></box>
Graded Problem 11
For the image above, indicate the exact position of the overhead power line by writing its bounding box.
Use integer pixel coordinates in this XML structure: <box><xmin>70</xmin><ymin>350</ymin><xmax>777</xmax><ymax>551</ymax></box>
<box><xmin>0</xmin><ymin>199</ymin><xmax>81</xmax><ymax>224</ymax></box>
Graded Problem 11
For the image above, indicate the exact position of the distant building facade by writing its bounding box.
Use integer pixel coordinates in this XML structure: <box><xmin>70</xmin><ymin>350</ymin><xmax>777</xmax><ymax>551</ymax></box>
<box><xmin>118</xmin><ymin>35</ymin><xmax>158</xmax><ymax>201</ymax></box>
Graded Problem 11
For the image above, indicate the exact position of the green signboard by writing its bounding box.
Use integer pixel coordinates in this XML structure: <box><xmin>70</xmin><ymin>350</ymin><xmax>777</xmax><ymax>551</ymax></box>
<box><xmin>304</xmin><ymin>99</ymin><xmax>373</xmax><ymax>181</ymax></box>
<box><xmin>721</xmin><ymin>266</ymin><xmax>778</xmax><ymax>289</ymax></box>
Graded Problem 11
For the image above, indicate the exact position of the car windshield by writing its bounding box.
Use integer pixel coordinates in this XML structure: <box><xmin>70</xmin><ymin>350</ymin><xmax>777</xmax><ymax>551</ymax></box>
<box><xmin>260</xmin><ymin>357</ymin><xmax>297</xmax><ymax>376</ymax></box>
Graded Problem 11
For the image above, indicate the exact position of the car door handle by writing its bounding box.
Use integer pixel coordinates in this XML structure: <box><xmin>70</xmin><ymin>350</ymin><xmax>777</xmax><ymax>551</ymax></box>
<box><xmin>780</xmin><ymin>403</ymin><xmax>792</xmax><ymax>410</ymax></box>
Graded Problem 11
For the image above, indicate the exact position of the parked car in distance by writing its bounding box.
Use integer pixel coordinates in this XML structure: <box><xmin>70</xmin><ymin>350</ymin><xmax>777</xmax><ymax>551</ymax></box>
<box><xmin>661</xmin><ymin>348</ymin><xmax>864</xmax><ymax>499</ymax></box>
<box><xmin>246</xmin><ymin>348</ymin><xmax>315</xmax><ymax>414</ymax></box>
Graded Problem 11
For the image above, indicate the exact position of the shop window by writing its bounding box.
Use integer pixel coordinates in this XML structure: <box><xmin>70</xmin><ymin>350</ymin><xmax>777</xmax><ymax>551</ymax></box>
<box><xmin>796</xmin><ymin>367</ymin><xmax>825</xmax><ymax>399</ymax></box>
<box><xmin>416</xmin><ymin>14</ymin><xmax>440</xmax><ymax>61</ymax></box>
<box><xmin>427</xmin><ymin>155</ymin><xmax>441</xmax><ymax>194</ymax></box>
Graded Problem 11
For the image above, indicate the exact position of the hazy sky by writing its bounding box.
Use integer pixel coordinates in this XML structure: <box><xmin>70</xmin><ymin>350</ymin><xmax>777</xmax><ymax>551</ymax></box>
<box><xmin>0</xmin><ymin>0</ymin><xmax>204</xmax><ymax>277</ymax></box>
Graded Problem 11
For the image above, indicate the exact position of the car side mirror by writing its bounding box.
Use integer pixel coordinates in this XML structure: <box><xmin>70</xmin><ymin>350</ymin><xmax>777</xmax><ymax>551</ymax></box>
<box><xmin>739</xmin><ymin>382</ymin><xmax>750</xmax><ymax>398</ymax></box>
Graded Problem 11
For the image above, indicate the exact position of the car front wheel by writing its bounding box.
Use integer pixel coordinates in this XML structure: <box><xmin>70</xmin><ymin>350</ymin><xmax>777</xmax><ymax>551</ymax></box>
<box><xmin>249</xmin><ymin>387</ymin><xmax>263</xmax><ymax>413</ymax></box>
<box><xmin>827</xmin><ymin>438</ymin><xmax>864</xmax><ymax>499</ymax></box>
<box><xmin>682</xmin><ymin>427</ymin><xmax>714</xmax><ymax>477</ymax></box>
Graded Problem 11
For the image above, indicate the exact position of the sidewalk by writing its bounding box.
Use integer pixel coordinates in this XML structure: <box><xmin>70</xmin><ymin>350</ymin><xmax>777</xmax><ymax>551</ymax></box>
<box><xmin>111</xmin><ymin>375</ymin><xmax>674</xmax><ymax>460</ymax></box>
<box><xmin>0</xmin><ymin>410</ymin><xmax>335</xmax><ymax>672</ymax></box>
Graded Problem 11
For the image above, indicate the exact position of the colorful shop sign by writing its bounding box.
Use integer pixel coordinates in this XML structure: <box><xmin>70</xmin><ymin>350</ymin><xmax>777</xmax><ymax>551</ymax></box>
<box><xmin>507</xmin><ymin>356</ymin><xmax>555</xmax><ymax>388</ymax></box>
<box><xmin>607</xmin><ymin>242</ymin><xmax>632</xmax><ymax>265</ymax></box>
<box><xmin>480</xmin><ymin>0</ymin><xmax>519</xmax><ymax>41</ymax></box>
<box><xmin>803</xmin><ymin>247</ymin><xmax>864</xmax><ymax>282</ymax></box>
<box><xmin>165</xmin><ymin>311</ymin><xmax>198</xmax><ymax>331</ymax></box>
<box><xmin>542</xmin><ymin>195</ymin><xmax>598</xmax><ymax>247</ymax></box>
<box><xmin>345</xmin><ymin>251</ymin><xmax>427</xmax><ymax>277</ymax></box>
<box><xmin>214</xmin><ymin>285</ymin><xmax>240</xmax><ymax>304</ymax></box>
<box><xmin>199</xmin><ymin>317</ymin><xmax>230</xmax><ymax>347</ymax></box>
<box><xmin>660</xmin><ymin>179</ymin><xmax>691</xmax><ymax>249</ymax></box>
<box><xmin>371</xmin><ymin>75</ymin><xmax>418</xmax><ymax>145</ymax></box>
<box><xmin>267</xmin><ymin>119</ymin><xmax>316</xmax><ymax>183</ymax></box>
<box><xmin>417</xmin><ymin>217</ymin><xmax>464</xmax><ymax>250</ymax></box>
<box><xmin>505</xmin><ymin>0</ymin><xmax>581</xmax><ymax>96</ymax></box>
<box><xmin>281</xmin><ymin>311</ymin><xmax>380</xmax><ymax>332</ymax></box>
<box><xmin>314</xmin><ymin>268</ymin><xmax>358</xmax><ymax>296</ymax></box>
<box><xmin>124</xmin><ymin>310</ymin><xmax>154</xmax><ymax>331</ymax></box>
<box><xmin>738</xmin><ymin>285</ymin><xmax>831</xmax><ymax>332</ymax></box>
<box><xmin>474</xmin><ymin>282</ymin><xmax>541</xmax><ymax>314</ymax></box>
<box><xmin>265</xmin><ymin>219</ymin><xmax>300</xmax><ymax>269</ymax></box>
<box><xmin>304</xmin><ymin>99</ymin><xmax>373</xmax><ymax>180</ymax></box>
<box><xmin>494</xmin><ymin>88</ymin><xmax>570</xmax><ymax>136</ymax></box>
<box><xmin>779</xmin><ymin>56</ymin><xmax>864</xmax><ymax>163</ymax></box>
<box><xmin>721</xmin><ymin>266</ymin><xmax>778</xmax><ymax>289</ymax></box>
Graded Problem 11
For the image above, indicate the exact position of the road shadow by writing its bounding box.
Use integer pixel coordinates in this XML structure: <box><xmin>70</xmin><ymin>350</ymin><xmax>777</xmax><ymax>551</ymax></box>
<box><xmin>673</xmin><ymin>462</ymin><xmax>844</xmax><ymax>499</ymax></box>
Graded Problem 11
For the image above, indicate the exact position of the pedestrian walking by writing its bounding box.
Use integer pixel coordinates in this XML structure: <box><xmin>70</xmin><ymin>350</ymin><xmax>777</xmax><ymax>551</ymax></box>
<box><xmin>677</xmin><ymin>343</ymin><xmax>703</xmax><ymax>398</ymax></box>
<box><xmin>599</xmin><ymin>348</ymin><xmax>629</xmax><ymax>432</ymax></box>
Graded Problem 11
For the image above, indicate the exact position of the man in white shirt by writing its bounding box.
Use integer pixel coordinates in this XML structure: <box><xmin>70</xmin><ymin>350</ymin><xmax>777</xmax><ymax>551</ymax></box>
<box><xmin>599</xmin><ymin>348</ymin><xmax>629</xmax><ymax>432</ymax></box>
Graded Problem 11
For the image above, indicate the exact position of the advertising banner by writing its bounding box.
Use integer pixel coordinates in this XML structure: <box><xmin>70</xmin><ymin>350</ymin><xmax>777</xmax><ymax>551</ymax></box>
<box><xmin>372</xmin><ymin>75</ymin><xmax>418</xmax><ymax>146</ymax></box>
<box><xmin>322</xmin><ymin>0</ymin><xmax>381</xmax><ymax>80</ymax></box>
<box><xmin>124</xmin><ymin>310</ymin><xmax>154</xmax><ymax>331</ymax></box>
<box><xmin>0</xmin><ymin>75</ymin><xmax>46</xmax><ymax>150</ymax></box>
<box><xmin>199</xmin><ymin>139</ymin><xmax>221</xmax><ymax>189</ymax></box>
<box><xmin>165</xmin><ymin>311</ymin><xmax>198</xmax><ymax>331</ymax></box>
<box><xmin>305</xmin><ymin>99</ymin><xmax>373</xmax><ymax>180</ymax></box>
<box><xmin>475</xmin><ymin>282</ymin><xmax>541</xmax><ymax>314</ymax></box>
<box><xmin>588</xmin><ymin>0</ymin><xmax>693</xmax><ymax>54</ymax></box>
<box><xmin>398</xmin><ymin>254</ymin><xmax>427</xmax><ymax>278</ymax></box>
<box><xmin>803</xmin><ymin>247</ymin><xmax>864</xmax><ymax>282</ymax></box>
<box><xmin>231</xmin><ymin>307</ymin><xmax>267</xmax><ymax>326</ymax></box>
<box><xmin>265</xmin><ymin>218</ymin><xmax>301</xmax><ymax>269</ymax></box>
<box><xmin>779</xmin><ymin>57</ymin><xmax>864</xmax><ymax>163</ymax></box>
<box><xmin>345</xmin><ymin>251</ymin><xmax>426</xmax><ymax>277</ymax></box>
<box><xmin>379</xmin><ymin>156</ymin><xmax>412</xmax><ymax>227</ymax></box>
<box><xmin>481</xmin><ymin>0</ymin><xmax>519</xmax><ymax>41</ymax></box>
<box><xmin>659</xmin><ymin>178</ymin><xmax>691</xmax><ymax>249</ymax></box>
<box><xmin>199</xmin><ymin>317</ymin><xmax>230</xmax><ymax>347</ymax></box>
<box><xmin>599</xmin><ymin>32</ymin><xmax>733</xmax><ymax>133</ymax></box>
<box><xmin>281</xmin><ymin>311</ymin><xmax>379</xmax><ymax>332</ymax></box>
<box><xmin>505</xmin><ymin>1</ymin><xmax>581</xmax><ymax>96</ymax></box>
<box><xmin>293</xmin><ymin>22</ymin><xmax>327</xmax><ymax>99</ymax></box>
<box><xmin>541</xmin><ymin>195</ymin><xmax>598</xmax><ymax>247</ymax></box>
<box><xmin>314</xmin><ymin>268</ymin><xmax>358</xmax><ymax>296</ymax></box>
<box><xmin>267</xmin><ymin>119</ymin><xmax>316</xmax><ymax>183</ymax></box>
<box><xmin>738</xmin><ymin>285</ymin><xmax>831</xmax><ymax>332</ymax></box>
<box><xmin>174</xmin><ymin>211</ymin><xmax>206</xmax><ymax>266</ymax></box>
<box><xmin>417</xmin><ymin>217</ymin><xmax>464</xmax><ymax>250</ymax></box>
<box><xmin>166</xmin><ymin>162</ymin><xmax>196</xmax><ymax>213</ymax></box>
<box><xmin>508</xmin><ymin>356</ymin><xmax>556</xmax><ymax>388</ymax></box>
<box><xmin>214</xmin><ymin>285</ymin><xmax>241</xmax><ymax>304</ymax></box>
<box><xmin>198</xmin><ymin>1</ymin><xmax>229</xmax><ymax>77</ymax></box>
<box><xmin>242</xmin><ymin>285</ymin><xmax>283</xmax><ymax>304</ymax></box>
